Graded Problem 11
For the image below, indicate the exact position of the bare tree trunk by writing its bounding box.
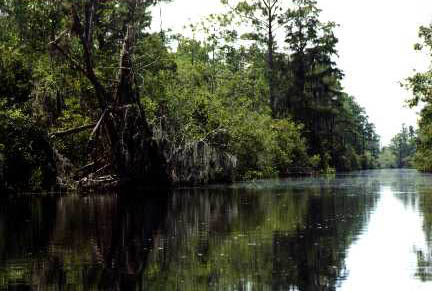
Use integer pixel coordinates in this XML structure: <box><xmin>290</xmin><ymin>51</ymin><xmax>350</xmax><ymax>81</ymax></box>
<box><xmin>268</xmin><ymin>11</ymin><xmax>275</xmax><ymax>116</ymax></box>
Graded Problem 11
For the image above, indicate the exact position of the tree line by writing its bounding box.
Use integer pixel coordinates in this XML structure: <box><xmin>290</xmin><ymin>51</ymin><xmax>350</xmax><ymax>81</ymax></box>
<box><xmin>0</xmin><ymin>0</ymin><xmax>380</xmax><ymax>192</ymax></box>
<box><xmin>379</xmin><ymin>124</ymin><xmax>416</xmax><ymax>169</ymax></box>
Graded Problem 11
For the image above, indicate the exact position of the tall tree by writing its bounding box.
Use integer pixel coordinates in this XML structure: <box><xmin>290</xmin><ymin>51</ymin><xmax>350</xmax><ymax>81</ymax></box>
<box><xmin>277</xmin><ymin>0</ymin><xmax>344</xmax><ymax>168</ymax></box>
<box><xmin>388</xmin><ymin>124</ymin><xmax>416</xmax><ymax>168</ymax></box>
<box><xmin>222</xmin><ymin>0</ymin><xmax>284</xmax><ymax>115</ymax></box>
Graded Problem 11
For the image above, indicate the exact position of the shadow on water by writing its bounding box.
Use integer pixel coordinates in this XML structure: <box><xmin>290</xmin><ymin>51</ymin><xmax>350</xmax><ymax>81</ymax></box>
<box><xmin>0</xmin><ymin>171</ymin><xmax>384</xmax><ymax>290</ymax></box>
<box><xmin>0</xmin><ymin>191</ymin><xmax>170</xmax><ymax>290</ymax></box>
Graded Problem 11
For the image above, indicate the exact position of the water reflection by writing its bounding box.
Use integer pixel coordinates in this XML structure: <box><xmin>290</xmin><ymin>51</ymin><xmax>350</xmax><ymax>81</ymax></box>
<box><xmin>1</xmin><ymin>170</ymin><xmax>432</xmax><ymax>290</ymax></box>
<box><xmin>414</xmin><ymin>175</ymin><xmax>432</xmax><ymax>283</ymax></box>
<box><xmin>340</xmin><ymin>187</ymin><xmax>429</xmax><ymax>290</ymax></box>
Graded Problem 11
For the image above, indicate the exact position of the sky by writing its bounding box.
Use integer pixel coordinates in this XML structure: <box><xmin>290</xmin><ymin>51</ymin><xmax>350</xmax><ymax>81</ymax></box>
<box><xmin>151</xmin><ymin>0</ymin><xmax>432</xmax><ymax>146</ymax></box>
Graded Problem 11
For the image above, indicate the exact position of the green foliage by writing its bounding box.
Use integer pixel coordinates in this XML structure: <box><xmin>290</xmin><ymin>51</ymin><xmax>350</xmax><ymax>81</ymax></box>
<box><xmin>259</xmin><ymin>0</ymin><xmax>380</xmax><ymax>172</ymax></box>
<box><xmin>0</xmin><ymin>46</ymin><xmax>33</xmax><ymax>106</ymax></box>
<box><xmin>226</xmin><ymin>114</ymin><xmax>308</xmax><ymax>180</ymax></box>
<box><xmin>414</xmin><ymin>149</ymin><xmax>432</xmax><ymax>172</ymax></box>
<box><xmin>0</xmin><ymin>105</ymin><xmax>57</xmax><ymax>192</ymax></box>
<box><xmin>53</xmin><ymin>97</ymin><xmax>92</xmax><ymax>167</ymax></box>
<box><xmin>145</xmin><ymin>34</ymin><xmax>310</xmax><ymax>180</ymax></box>
<box><xmin>0</xmin><ymin>44</ymin><xmax>58</xmax><ymax>191</ymax></box>
<box><xmin>378</xmin><ymin>125</ymin><xmax>416</xmax><ymax>170</ymax></box>
<box><xmin>404</xmin><ymin>24</ymin><xmax>432</xmax><ymax>172</ymax></box>
<box><xmin>0</xmin><ymin>0</ymin><xmax>384</xmax><ymax>191</ymax></box>
<box><xmin>379</xmin><ymin>147</ymin><xmax>397</xmax><ymax>169</ymax></box>
<box><xmin>272</xmin><ymin>119</ymin><xmax>310</xmax><ymax>175</ymax></box>
<box><xmin>413</xmin><ymin>110</ymin><xmax>432</xmax><ymax>171</ymax></box>
<box><xmin>387</xmin><ymin>124</ymin><xmax>416</xmax><ymax>169</ymax></box>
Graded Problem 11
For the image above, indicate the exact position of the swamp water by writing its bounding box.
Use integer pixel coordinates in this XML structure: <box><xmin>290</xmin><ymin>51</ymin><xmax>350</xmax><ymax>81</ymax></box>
<box><xmin>1</xmin><ymin>169</ymin><xmax>432</xmax><ymax>290</ymax></box>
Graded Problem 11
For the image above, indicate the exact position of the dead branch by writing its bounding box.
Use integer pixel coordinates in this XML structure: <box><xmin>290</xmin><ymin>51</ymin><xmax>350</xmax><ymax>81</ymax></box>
<box><xmin>90</xmin><ymin>109</ymin><xmax>108</xmax><ymax>139</ymax></box>
<box><xmin>94</xmin><ymin>163</ymin><xmax>111</xmax><ymax>175</ymax></box>
<box><xmin>50</xmin><ymin>123</ymin><xmax>96</xmax><ymax>139</ymax></box>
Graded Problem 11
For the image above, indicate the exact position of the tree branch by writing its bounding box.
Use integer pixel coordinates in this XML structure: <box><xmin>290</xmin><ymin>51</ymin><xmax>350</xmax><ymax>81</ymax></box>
<box><xmin>50</xmin><ymin>124</ymin><xmax>96</xmax><ymax>139</ymax></box>
<box><xmin>72</xmin><ymin>4</ymin><xmax>109</xmax><ymax>109</ymax></box>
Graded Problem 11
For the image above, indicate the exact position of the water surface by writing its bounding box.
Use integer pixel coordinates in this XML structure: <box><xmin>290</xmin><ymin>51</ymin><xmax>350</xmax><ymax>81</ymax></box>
<box><xmin>1</xmin><ymin>169</ymin><xmax>432</xmax><ymax>290</ymax></box>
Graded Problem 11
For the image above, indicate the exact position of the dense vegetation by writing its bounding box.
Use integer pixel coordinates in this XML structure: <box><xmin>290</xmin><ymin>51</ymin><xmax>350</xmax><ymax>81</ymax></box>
<box><xmin>378</xmin><ymin>124</ymin><xmax>416</xmax><ymax>169</ymax></box>
<box><xmin>0</xmin><ymin>0</ymin><xmax>380</xmax><ymax>192</ymax></box>
<box><xmin>405</xmin><ymin>24</ymin><xmax>432</xmax><ymax>172</ymax></box>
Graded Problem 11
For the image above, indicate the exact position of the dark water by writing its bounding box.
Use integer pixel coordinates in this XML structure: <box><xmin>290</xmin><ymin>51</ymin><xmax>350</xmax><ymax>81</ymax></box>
<box><xmin>1</xmin><ymin>169</ymin><xmax>432</xmax><ymax>290</ymax></box>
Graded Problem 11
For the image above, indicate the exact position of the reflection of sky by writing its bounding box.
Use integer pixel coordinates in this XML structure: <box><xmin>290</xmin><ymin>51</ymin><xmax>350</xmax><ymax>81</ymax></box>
<box><xmin>339</xmin><ymin>186</ymin><xmax>431</xmax><ymax>290</ymax></box>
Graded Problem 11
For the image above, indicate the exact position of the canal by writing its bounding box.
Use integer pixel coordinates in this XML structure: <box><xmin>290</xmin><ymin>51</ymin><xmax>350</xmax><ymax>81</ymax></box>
<box><xmin>1</xmin><ymin>169</ymin><xmax>432</xmax><ymax>290</ymax></box>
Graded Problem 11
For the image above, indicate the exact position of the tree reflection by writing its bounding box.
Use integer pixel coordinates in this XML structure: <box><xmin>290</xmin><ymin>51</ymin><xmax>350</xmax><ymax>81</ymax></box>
<box><xmin>0</xmin><ymin>192</ymin><xmax>169</xmax><ymax>290</ymax></box>
<box><xmin>0</xmin><ymin>175</ymin><xmax>379</xmax><ymax>290</ymax></box>
<box><xmin>415</xmin><ymin>187</ymin><xmax>432</xmax><ymax>282</ymax></box>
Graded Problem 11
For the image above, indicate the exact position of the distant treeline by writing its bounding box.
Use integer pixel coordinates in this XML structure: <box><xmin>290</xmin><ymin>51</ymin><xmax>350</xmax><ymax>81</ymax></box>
<box><xmin>379</xmin><ymin>124</ymin><xmax>416</xmax><ymax>169</ymax></box>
